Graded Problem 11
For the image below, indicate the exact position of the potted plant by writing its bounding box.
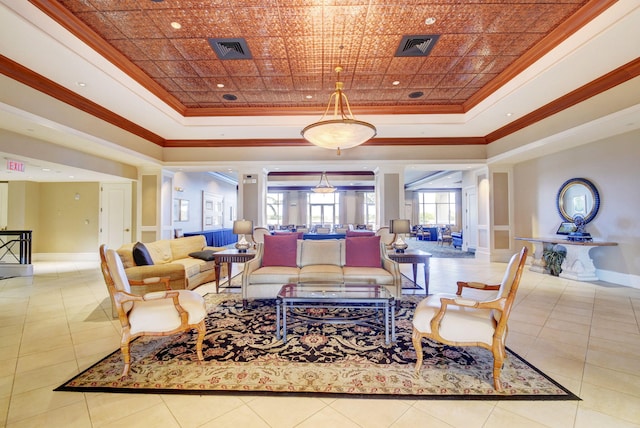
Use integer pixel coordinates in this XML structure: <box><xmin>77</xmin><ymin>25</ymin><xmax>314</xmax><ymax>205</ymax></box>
<box><xmin>542</xmin><ymin>246</ymin><xmax>566</xmax><ymax>276</ymax></box>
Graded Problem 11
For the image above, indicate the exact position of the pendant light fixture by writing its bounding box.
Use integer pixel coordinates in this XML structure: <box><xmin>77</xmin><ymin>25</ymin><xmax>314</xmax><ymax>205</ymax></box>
<box><xmin>311</xmin><ymin>172</ymin><xmax>336</xmax><ymax>193</ymax></box>
<box><xmin>301</xmin><ymin>66</ymin><xmax>377</xmax><ymax>155</ymax></box>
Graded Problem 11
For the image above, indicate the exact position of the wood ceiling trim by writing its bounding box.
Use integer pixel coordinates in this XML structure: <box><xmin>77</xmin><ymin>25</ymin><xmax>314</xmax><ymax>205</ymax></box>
<box><xmin>163</xmin><ymin>137</ymin><xmax>488</xmax><ymax>148</ymax></box>
<box><xmin>463</xmin><ymin>0</ymin><xmax>618</xmax><ymax>113</ymax></box>
<box><xmin>486</xmin><ymin>57</ymin><xmax>640</xmax><ymax>143</ymax></box>
<box><xmin>0</xmin><ymin>54</ymin><xmax>165</xmax><ymax>146</ymax></box>
<box><xmin>28</xmin><ymin>0</ymin><xmax>187</xmax><ymax>116</ymax></box>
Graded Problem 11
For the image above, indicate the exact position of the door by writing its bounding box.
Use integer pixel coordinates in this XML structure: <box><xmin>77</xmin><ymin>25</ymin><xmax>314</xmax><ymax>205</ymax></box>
<box><xmin>464</xmin><ymin>187</ymin><xmax>478</xmax><ymax>251</ymax></box>
<box><xmin>100</xmin><ymin>183</ymin><xmax>132</xmax><ymax>250</ymax></box>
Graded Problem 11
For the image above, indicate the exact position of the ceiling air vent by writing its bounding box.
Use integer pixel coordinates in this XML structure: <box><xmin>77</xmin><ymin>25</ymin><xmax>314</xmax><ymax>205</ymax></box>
<box><xmin>395</xmin><ymin>35</ymin><xmax>440</xmax><ymax>57</ymax></box>
<box><xmin>208</xmin><ymin>38</ymin><xmax>252</xmax><ymax>60</ymax></box>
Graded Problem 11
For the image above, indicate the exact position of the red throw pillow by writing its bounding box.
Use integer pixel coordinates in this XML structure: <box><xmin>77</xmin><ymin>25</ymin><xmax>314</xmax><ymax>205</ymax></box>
<box><xmin>346</xmin><ymin>230</ymin><xmax>375</xmax><ymax>237</ymax></box>
<box><xmin>262</xmin><ymin>233</ymin><xmax>298</xmax><ymax>267</ymax></box>
<box><xmin>345</xmin><ymin>235</ymin><xmax>381</xmax><ymax>267</ymax></box>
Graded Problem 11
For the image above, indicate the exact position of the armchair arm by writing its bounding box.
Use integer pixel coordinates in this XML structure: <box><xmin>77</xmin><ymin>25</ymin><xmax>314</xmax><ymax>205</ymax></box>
<box><xmin>456</xmin><ymin>280</ymin><xmax>500</xmax><ymax>296</ymax></box>
<box><xmin>129</xmin><ymin>276</ymin><xmax>171</xmax><ymax>290</ymax></box>
<box><xmin>429</xmin><ymin>296</ymin><xmax>507</xmax><ymax>334</ymax></box>
<box><xmin>380</xmin><ymin>251</ymin><xmax>401</xmax><ymax>287</ymax></box>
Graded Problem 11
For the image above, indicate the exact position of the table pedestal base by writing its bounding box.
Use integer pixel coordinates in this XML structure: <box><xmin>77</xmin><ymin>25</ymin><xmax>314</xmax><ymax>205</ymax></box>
<box><xmin>557</xmin><ymin>244</ymin><xmax>599</xmax><ymax>282</ymax></box>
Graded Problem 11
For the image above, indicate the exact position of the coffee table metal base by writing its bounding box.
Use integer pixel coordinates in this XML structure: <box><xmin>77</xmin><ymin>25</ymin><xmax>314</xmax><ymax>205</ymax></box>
<box><xmin>276</xmin><ymin>284</ymin><xmax>395</xmax><ymax>345</ymax></box>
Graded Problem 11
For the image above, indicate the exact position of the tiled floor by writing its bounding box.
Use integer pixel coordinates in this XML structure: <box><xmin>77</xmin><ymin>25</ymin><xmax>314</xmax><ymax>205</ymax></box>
<box><xmin>1</xmin><ymin>255</ymin><xmax>639</xmax><ymax>427</ymax></box>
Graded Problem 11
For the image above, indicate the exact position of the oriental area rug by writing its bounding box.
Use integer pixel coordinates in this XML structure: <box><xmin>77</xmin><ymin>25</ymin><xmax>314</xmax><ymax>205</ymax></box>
<box><xmin>57</xmin><ymin>294</ymin><xmax>579</xmax><ymax>400</ymax></box>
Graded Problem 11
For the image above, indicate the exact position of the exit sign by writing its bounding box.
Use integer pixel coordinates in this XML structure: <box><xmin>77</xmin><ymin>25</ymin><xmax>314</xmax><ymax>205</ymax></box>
<box><xmin>7</xmin><ymin>160</ymin><xmax>25</xmax><ymax>172</ymax></box>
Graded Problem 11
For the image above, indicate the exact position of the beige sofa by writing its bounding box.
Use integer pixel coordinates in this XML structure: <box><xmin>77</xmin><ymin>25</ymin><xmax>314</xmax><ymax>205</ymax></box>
<box><xmin>116</xmin><ymin>235</ymin><xmax>227</xmax><ymax>292</ymax></box>
<box><xmin>242</xmin><ymin>238</ymin><xmax>401</xmax><ymax>302</ymax></box>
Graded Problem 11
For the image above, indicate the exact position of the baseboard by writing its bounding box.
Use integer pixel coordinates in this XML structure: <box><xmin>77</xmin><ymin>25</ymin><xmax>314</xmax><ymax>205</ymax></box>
<box><xmin>596</xmin><ymin>269</ymin><xmax>640</xmax><ymax>289</ymax></box>
<box><xmin>33</xmin><ymin>253</ymin><xmax>99</xmax><ymax>262</ymax></box>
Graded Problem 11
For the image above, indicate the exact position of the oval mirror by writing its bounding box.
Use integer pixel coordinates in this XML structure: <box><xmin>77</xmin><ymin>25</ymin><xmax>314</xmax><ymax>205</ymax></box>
<box><xmin>556</xmin><ymin>178</ymin><xmax>600</xmax><ymax>224</ymax></box>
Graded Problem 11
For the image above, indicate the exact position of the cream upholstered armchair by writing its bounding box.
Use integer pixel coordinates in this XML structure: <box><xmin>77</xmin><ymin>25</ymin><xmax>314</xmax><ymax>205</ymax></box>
<box><xmin>102</xmin><ymin>246</ymin><xmax>207</xmax><ymax>376</ymax></box>
<box><xmin>411</xmin><ymin>247</ymin><xmax>528</xmax><ymax>391</ymax></box>
<box><xmin>375</xmin><ymin>226</ymin><xmax>396</xmax><ymax>250</ymax></box>
<box><xmin>251</xmin><ymin>227</ymin><xmax>271</xmax><ymax>245</ymax></box>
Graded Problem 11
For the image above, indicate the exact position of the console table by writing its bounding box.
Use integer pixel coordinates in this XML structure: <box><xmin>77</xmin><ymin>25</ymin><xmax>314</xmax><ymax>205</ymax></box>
<box><xmin>515</xmin><ymin>237</ymin><xmax>617</xmax><ymax>282</ymax></box>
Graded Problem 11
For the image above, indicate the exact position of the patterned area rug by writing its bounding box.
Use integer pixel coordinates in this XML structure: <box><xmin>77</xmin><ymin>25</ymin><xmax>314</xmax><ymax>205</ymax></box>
<box><xmin>57</xmin><ymin>294</ymin><xmax>578</xmax><ymax>400</ymax></box>
<box><xmin>408</xmin><ymin>239</ymin><xmax>475</xmax><ymax>258</ymax></box>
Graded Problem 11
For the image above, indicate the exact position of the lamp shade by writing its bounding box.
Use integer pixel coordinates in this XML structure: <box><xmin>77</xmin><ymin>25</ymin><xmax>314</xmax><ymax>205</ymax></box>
<box><xmin>389</xmin><ymin>219</ymin><xmax>411</xmax><ymax>234</ymax></box>
<box><xmin>233</xmin><ymin>219</ymin><xmax>253</xmax><ymax>235</ymax></box>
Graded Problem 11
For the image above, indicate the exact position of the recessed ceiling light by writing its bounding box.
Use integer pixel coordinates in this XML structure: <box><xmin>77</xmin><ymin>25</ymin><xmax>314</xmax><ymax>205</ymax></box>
<box><xmin>171</xmin><ymin>22</ymin><xmax>181</xmax><ymax>29</ymax></box>
<box><xmin>217</xmin><ymin>83</ymin><xmax>225</xmax><ymax>88</ymax></box>
<box><xmin>42</xmin><ymin>168</ymin><xmax>51</xmax><ymax>172</ymax></box>
<box><xmin>506</xmin><ymin>112</ymin><xmax>513</xmax><ymax>117</ymax></box>
<box><xmin>425</xmin><ymin>17</ymin><xmax>436</xmax><ymax>25</ymax></box>
<box><xmin>76</xmin><ymin>82</ymin><xmax>86</xmax><ymax>87</ymax></box>
<box><xmin>392</xmin><ymin>81</ymin><xmax>400</xmax><ymax>86</ymax></box>
<box><xmin>305</xmin><ymin>95</ymin><xmax>313</xmax><ymax>99</ymax></box>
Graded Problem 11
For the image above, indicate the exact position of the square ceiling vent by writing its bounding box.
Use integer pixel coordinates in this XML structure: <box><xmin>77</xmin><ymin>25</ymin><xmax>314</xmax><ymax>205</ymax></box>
<box><xmin>208</xmin><ymin>38</ymin><xmax>252</xmax><ymax>60</ymax></box>
<box><xmin>395</xmin><ymin>35</ymin><xmax>440</xmax><ymax>57</ymax></box>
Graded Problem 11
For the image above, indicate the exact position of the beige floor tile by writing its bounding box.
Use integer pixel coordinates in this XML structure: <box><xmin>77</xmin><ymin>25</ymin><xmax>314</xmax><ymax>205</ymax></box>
<box><xmin>7</xmin><ymin>384</ymin><xmax>84</xmax><ymax>424</ymax></box>
<box><xmin>162</xmin><ymin>394</ymin><xmax>246</xmax><ymax>428</ymax></box>
<box><xmin>86</xmin><ymin>392</ymin><xmax>164</xmax><ymax>426</ymax></box>
<box><xmin>18</xmin><ymin>332</ymin><xmax>73</xmax><ymax>357</ymax></box>
<box><xmin>0</xmin><ymin>375</ymin><xmax>14</xmax><ymax>399</ymax></box>
<box><xmin>412</xmin><ymin>400</ymin><xmax>495</xmax><ymax>428</ymax></box>
<box><xmin>330</xmin><ymin>398</ymin><xmax>412</xmax><ymax>428</ymax></box>
<box><xmin>579</xmin><ymin>382</ymin><xmax>640</xmax><ymax>424</ymax></box>
<box><xmin>588</xmin><ymin>335</ymin><xmax>640</xmax><ymax>358</ymax></box>
<box><xmin>296</xmin><ymin>405</ymin><xmax>364</xmax><ymax>428</ymax></box>
<box><xmin>100</xmin><ymin>402</ymin><xmax>180</xmax><ymax>428</ymax></box>
<box><xmin>0</xmin><ymin>395</ymin><xmax>9</xmax><ymax>427</ymax></box>
<box><xmin>15</xmin><ymin>345</ymin><xmax>76</xmax><ymax>373</ymax></box>
<box><xmin>482</xmin><ymin>406</ymin><xmax>548</xmax><ymax>427</ymax></box>
<box><xmin>11</xmin><ymin>360</ymin><xmax>78</xmax><ymax>396</ymax></box>
<box><xmin>583</xmin><ymin>364</ymin><xmax>640</xmax><ymax>398</ymax></box>
<box><xmin>389</xmin><ymin>406</ymin><xmax>456</xmax><ymax>427</ymax></box>
<box><xmin>574</xmin><ymin>407</ymin><xmax>640</xmax><ymax>428</ymax></box>
<box><xmin>586</xmin><ymin>348</ymin><xmax>640</xmax><ymax>376</ymax></box>
<box><xmin>5</xmin><ymin>401</ymin><xmax>92</xmax><ymax>428</ymax></box>
<box><xmin>73</xmin><ymin>335</ymin><xmax>121</xmax><ymax>360</ymax></box>
<box><xmin>496</xmin><ymin>400</ymin><xmax>578</xmax><ymax>428</ymax></box>
<box><xmin>247</xmin><ymin>396</ymin><xmax>327</xmax><ymax>428</ymax></box>
<box><xmin>537</xmin><ymin>324</ymin><xmax>590</xmax><ymax>348</ymax></box>
<box><xmin>199</xmin><ymin>403</ymin><xmax>270</xmax><ymax>428</ymax></box>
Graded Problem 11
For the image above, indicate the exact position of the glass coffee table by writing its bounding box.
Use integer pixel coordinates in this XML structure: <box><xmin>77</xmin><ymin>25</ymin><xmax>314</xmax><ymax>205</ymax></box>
<box><xmin>276</xmin><ymin>283</ymin><xmax>395</xmax><ymax>344</ymax></box>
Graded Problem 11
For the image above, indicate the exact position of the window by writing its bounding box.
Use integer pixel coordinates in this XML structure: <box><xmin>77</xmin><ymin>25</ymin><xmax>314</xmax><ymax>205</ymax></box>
<box><xmin>418</xmin><ymin>191</ymin><xmax>456</xmax><ymax>225</ymax></box>
<box><xmin>363</xmin><ymin>192</ymin><xmax>376</xmax><ymax>226</ymax></box>
<box><xmin>308</xmin><ymin>192</ymin><xmax>339</xmax><ymax>226</ymax></box>
<box><xmin>266</xmin><ymin>193</ymin><xmax>284</xmax><ymax>226</ymax></box>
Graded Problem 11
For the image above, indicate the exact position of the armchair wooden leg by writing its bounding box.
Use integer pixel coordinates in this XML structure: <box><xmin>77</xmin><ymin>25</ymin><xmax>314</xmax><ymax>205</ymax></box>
<box><xmin>195</xmin><ymin>320</ymin><xmax>206</xmax><ymax>361</ymax></box>
<box><xmin>412</xmin><ymin>328</ymin><xmax>424</xmax><ymax>373</ymax></box>
<box><xmin>120</xmin><ymin>334</ymin><xmax>132</xmax><ymax>377</ymax></box>
<box><xmin>492</xmin><ymin>346</ymin><xmax>506</xmax><ymax>392</ymax></box>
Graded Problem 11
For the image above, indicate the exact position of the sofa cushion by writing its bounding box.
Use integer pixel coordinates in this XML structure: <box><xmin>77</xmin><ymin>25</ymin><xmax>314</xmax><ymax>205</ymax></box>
<box><xmin>262</xmin><ymin>233</ymin><xmax>298</xmax><ymax>267</ymax></box>
<box><xmin>170</xmin><ymin>235</ymin><xmax>207</xmax><ymax>260</ymax></box>
<box><xmin>132</xmin><ymin>242</ymin><xmax>154</xmax><ymax>266</ymax></box>
<box><xmin>248</xmin><ymin>266</ymin><xmax>300</xmax><ymax>284</ymax></box>
<box><xmin>188</xmin><ymin>250</ymin><xmax>216</xmax><ymax>261</ymax></box>
<box><xmin>145</xmin><ymin>240</ymin><xmax>173</xmax><ymax>265</ymax></box>
<box><xmin>343</xmin><ymin>266</ymin><xmax>394</xmax><ymax>285</ymax></box>
<box><xmin>298</xmin><ymin>239</ymin><xmax>342</xmax><ymax>267</ymax></box>
<box><xmin>299</xmin><ymin>265</ymin><xmax>343</xmax><ymax>283</ymax></box>
<box><xmin>345</xmin><ymin>236</ymin><xmax>381</xmax><ymax>267</ymax></box>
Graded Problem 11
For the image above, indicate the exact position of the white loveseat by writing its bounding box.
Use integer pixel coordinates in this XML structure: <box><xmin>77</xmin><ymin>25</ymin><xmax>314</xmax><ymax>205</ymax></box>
<box><xmin>242</xmin><ymin>237</ymin><xmax>401</xmax><ymax>303</ymax></box>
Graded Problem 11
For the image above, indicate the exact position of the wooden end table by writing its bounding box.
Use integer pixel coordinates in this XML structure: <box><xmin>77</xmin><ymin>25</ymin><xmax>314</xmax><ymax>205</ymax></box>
<box><xmin>387</xmin><ymin>249</ymin><xmax>432</xmax><ymax>295</ymax></box>
<box><xmin>210</xmin><ymin>249</ymin><xmax>256</xmax><ymax>293</ymax></box>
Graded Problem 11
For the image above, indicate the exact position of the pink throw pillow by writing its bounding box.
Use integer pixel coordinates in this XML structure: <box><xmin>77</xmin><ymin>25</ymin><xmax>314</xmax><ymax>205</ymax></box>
<box><xmin>262</xmin><ymin>233</ymin><xmax>298</xmax><ymax>267</ymax></box>
<box><xmin>345</xmin><ymin>235</ymin><xmax>381</xmax><ymax>267</ymax></box>
<box><xmin>346</xmin><ymin>230</ymin><xmax>375</xmax><ymax>237</ymax></box>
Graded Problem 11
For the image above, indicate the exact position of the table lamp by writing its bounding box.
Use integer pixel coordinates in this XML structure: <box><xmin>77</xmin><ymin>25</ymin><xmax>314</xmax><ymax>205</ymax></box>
<box><xmin>233</xmin><ymin>219</ymin><xmax>253</xmax><ymax>252</ymax></box>
<box><xmin>390</xmin><ymin>219</ymin><xmax>411</xmax><ymax>253</ymax></box>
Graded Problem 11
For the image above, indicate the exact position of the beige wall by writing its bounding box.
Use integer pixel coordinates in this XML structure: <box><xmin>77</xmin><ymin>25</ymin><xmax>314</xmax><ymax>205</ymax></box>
<box><xmin>8</xmin><ymin>181</ymin><xmax>99</xmax><ymax>253</ymax></box>
<box><xmin>513</xmin><ymin>129</ymin><xmax>640</xmax><ymax>277</ymax></box>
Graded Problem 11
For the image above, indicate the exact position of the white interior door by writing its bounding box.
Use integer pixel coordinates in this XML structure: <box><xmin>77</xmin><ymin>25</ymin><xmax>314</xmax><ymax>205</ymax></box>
<box><xmin>100</xmin><ymin>183</ymin><xmax>132</xmax><ymax>250</ymax></box>
<box><xmin>464</xmin><ymin>187</ymin><xmax>478</xmax><ymax>250</ymax></box>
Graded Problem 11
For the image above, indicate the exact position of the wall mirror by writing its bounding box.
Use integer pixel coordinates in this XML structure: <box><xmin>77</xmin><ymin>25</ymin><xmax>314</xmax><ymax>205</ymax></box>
<box><xmin>556</xmin><ymin>178</ymin><xmax>600</xmax><ymax>224</ymax></box>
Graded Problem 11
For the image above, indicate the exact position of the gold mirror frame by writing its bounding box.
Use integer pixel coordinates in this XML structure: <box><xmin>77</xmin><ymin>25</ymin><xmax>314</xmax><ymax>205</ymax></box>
<box><xmin>556</xmin><ymin>178</ymin><xmax>600</xmax><ymax>224</ymax></box>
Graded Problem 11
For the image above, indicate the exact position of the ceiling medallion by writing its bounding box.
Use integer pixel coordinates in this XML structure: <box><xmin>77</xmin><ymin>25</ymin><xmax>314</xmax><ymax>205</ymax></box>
<box><xmin>301</xmin><ymin>66</ymin><xmax>376</xmax><ymax>156</ymax></box>
<box><xmin>311</xmin><ymin>172</ymin><xmax>336</xmax><ymax>193</ymax></box>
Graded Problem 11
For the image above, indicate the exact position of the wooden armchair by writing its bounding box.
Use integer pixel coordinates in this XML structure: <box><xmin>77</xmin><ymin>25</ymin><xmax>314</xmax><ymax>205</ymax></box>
<box><xmin>437</xmin><ymin>226</ymin><xmax>452</xmax><ymax>246</ymax></box>
<box><xmin>251</xmin><ymin>227</ymin><xmax>271</xmax><ymax>245</ymax></box>
<box><xmin>102</xmin><ymin>246</ymin><xmax>207</xmax><ymax>376</ymax></box>
<box><xmin>411</xmin><ymin>247</ymin><xmax>528</xmax><ymax>391</ymax></box>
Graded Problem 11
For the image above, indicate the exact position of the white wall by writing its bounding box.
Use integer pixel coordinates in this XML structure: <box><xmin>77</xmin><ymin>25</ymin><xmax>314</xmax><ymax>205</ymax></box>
<box><xmin>512</xmin><ymin>129</ymin><xmax>640</xmax><ymax>284</ymax></box>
